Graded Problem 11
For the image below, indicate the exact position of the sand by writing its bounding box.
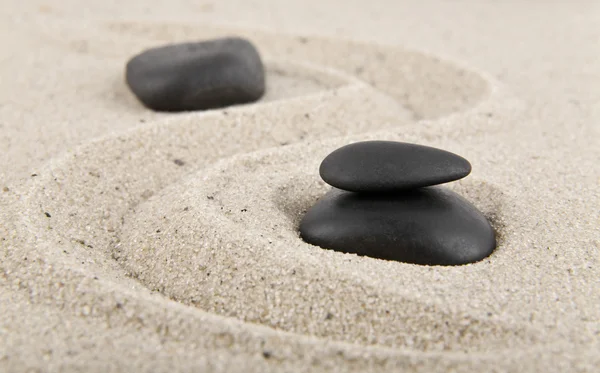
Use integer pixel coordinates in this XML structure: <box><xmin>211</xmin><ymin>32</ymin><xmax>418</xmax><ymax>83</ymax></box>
<box><xmin>1</xmin><ymin>1</ymin><xmax>599</xmax><ymax>372</ymax></box>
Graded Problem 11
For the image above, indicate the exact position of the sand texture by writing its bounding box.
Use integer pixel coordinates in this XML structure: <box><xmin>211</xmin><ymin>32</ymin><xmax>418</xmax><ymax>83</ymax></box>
<box><xmin>1</xmin><ymin>1</ymin><xmax>599</xmax><ymax>372</ymax></box>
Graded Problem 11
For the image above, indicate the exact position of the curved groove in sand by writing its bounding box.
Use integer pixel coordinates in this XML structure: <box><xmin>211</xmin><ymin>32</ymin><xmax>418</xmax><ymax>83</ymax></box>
<box><xmin>116</xmin><ymin>136</ymin><xmax>536</xmax><ymax>352</ymax></box>
<box><xmin>102</xmin><ymin>21</ymin><xmax>494</xmax><ymax>120</ymax></box>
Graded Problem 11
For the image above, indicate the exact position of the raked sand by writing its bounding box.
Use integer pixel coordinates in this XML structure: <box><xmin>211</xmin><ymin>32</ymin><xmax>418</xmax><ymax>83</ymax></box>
<box><xmin>1</xmin><ymin>1</ymin><xmax>599</xmax><ymax>372</ymax></box>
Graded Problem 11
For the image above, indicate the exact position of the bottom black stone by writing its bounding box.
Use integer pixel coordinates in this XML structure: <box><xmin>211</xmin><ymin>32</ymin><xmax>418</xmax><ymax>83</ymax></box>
<box><xmin>299</xmin><ymin>187</ymin><xmax>496</xmax><ymax>265</ymax></box>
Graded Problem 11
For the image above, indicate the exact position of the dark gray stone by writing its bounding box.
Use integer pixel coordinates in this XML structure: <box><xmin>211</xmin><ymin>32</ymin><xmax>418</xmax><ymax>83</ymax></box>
<box><xmin>125</xmin><ymin>37</ymin><xmax>265</xmax><ymax>112</ymax></box>
<box><xmin>319</xmin><ymin>141</ymin><xmax>472</xmax><ymax>192</ymax></box>
<box><xmin>299</xmin><ymin>187</ymin><xmax>495</xmax><ymax>265</ymax></box>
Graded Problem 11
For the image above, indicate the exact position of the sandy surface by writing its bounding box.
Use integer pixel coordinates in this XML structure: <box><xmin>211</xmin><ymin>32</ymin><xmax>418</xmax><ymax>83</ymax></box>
<box><xmin>1</xmin><ymin>1</ymin><xmax>599</xmax><ymax>372</ymax></box>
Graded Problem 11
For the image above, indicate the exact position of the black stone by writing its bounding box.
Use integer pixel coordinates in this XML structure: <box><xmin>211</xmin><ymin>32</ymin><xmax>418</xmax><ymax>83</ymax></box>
<box><xmin>299</xmin><ymin>187</ymin><xmax>495</xmax><ymax>265</ymax></box>
<box><xmin>319</xmin><ymin>141</ymin><xmax>472</xmax><ymax>192</ymax></box>
<box><xmin>125</xmin><ymin>37</ymin><xmax>265</xmax><ymax>112</ymax></box>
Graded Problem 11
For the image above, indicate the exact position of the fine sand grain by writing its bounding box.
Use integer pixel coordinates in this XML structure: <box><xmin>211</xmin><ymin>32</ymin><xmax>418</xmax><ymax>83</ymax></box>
<box><xmin>1</xmin><ymin>1</ymin><xmax>599</xmax><ymax>372</ymax></box>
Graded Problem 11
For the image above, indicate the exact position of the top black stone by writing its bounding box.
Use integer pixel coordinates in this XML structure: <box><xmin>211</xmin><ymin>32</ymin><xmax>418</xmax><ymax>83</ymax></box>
<box><xmin>125</xmin><ymin>37</ymin><xmax>265</xmax><ymax>112</ymax></box>
<box><xmin>319</xmin><ymin>141</ymin><xmax>472</xmax><ymax>192</ymax></box>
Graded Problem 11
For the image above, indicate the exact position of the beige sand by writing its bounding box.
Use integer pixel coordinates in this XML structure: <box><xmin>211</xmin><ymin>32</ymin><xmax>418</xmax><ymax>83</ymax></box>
<box><xmin>1</xmin><ymin>1</ymin><xmax>599</xmax><ymax>372</ymax></box>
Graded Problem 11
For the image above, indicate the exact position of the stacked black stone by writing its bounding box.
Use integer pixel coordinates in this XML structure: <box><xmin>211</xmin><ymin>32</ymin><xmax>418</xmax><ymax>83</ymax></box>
<box><xmin>299</xmin><ymin>141</ymin><xmax>496</xmax><ymax>265</ymax></box>
<box><xmin>125</xmin><ymin>37</ymin><xmax>265</xmax><ymax>112</ymax></box>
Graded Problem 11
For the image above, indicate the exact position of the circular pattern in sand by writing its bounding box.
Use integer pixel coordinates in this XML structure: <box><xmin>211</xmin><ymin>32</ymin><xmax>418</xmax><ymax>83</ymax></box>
<box><xmin>117</xmin><ymin>134</ymin><xmax>530</xmax><ymax>352</ymax></box>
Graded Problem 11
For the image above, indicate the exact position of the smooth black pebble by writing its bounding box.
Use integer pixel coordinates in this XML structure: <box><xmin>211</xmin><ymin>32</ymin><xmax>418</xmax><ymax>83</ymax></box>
<box><xmin>319</xmin><ymin>141</ymin><xmax>472</xmax><ymax>192</ymax></box>
<box><xmin>299</xmin><ymin>187</ymin><xmax>495</xmax><ymax>265</ymax></box>
<box><xmin>125</xmin><ymin>37</ymin><xmax>265</xmax><ymax>112</ymax></box>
